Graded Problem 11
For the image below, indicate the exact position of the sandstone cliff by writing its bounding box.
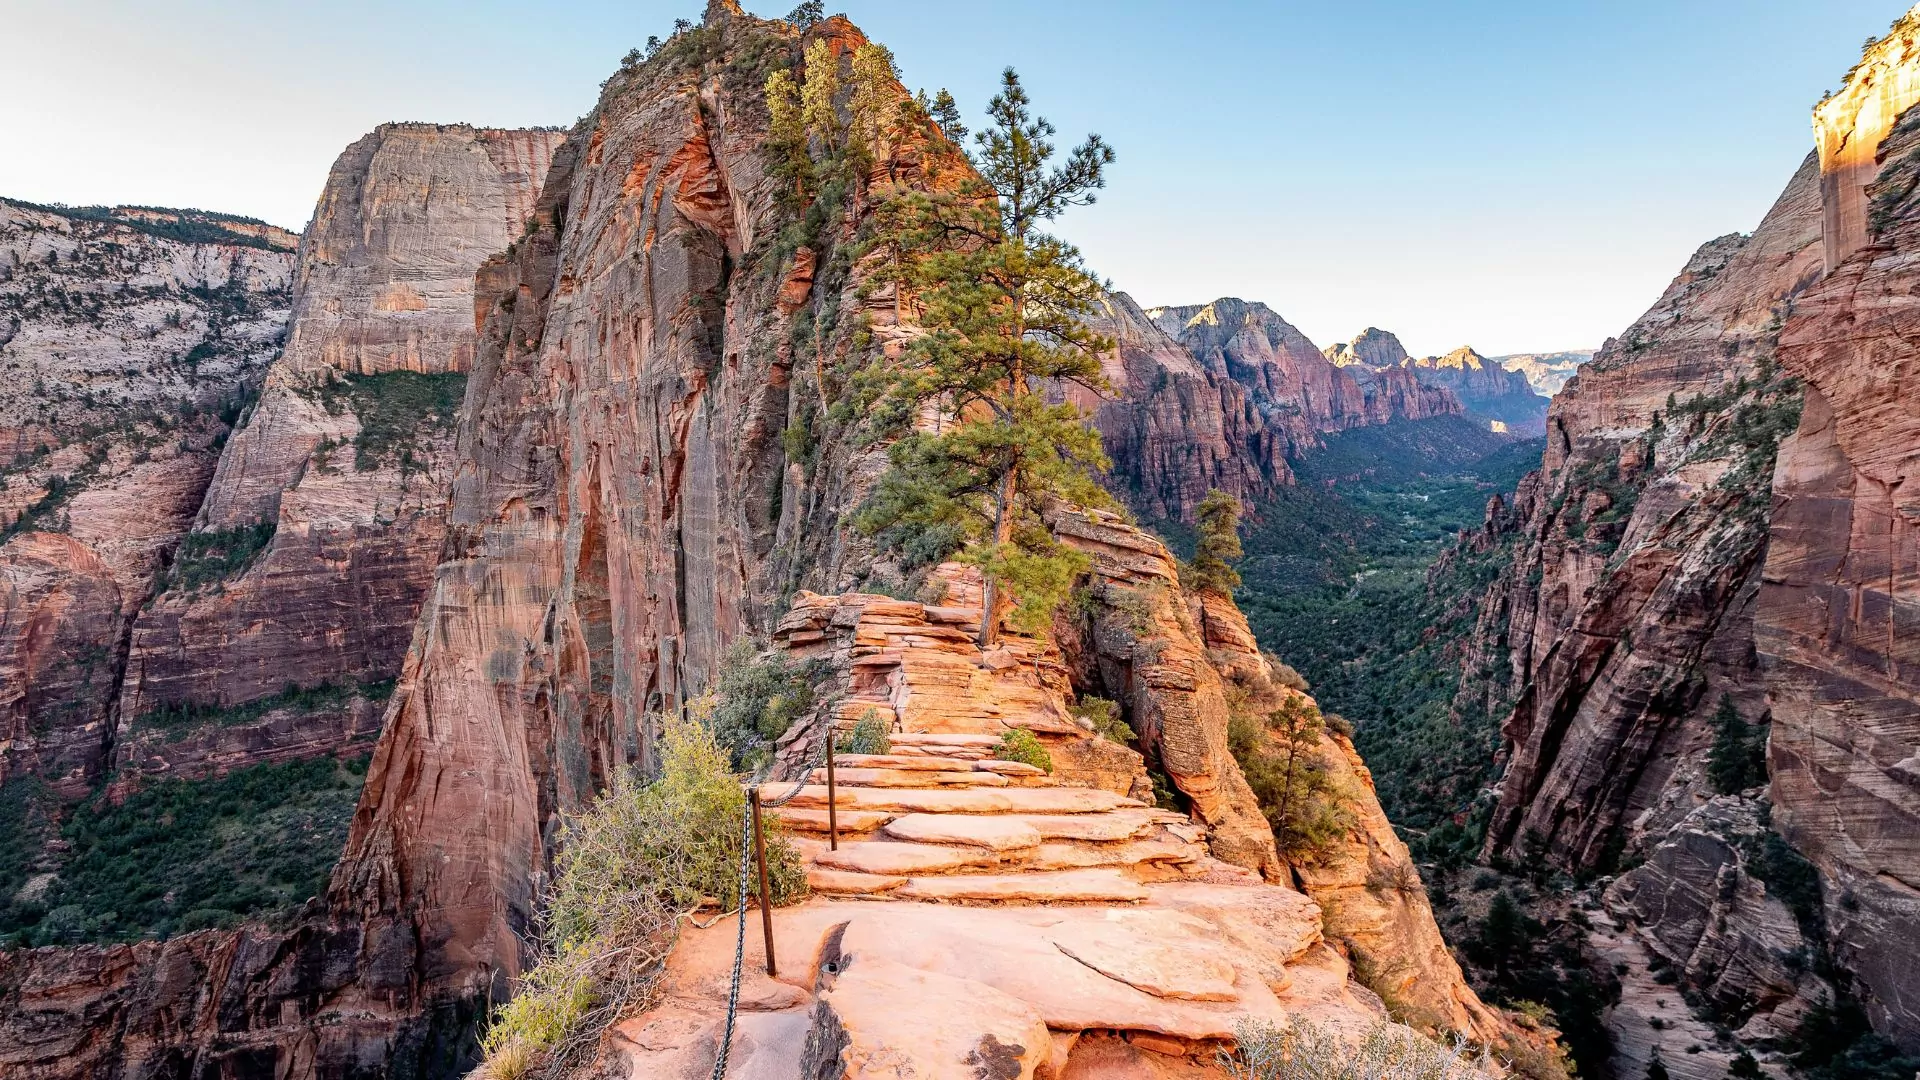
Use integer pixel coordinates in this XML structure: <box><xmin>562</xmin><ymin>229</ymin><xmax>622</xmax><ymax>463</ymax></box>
<box><xmin>0</xmin><ymin>200</ymin><xmax>295</xmax><ymax>801</ymax></box>
<box><xmin>1324</xmin><ymin>326</ymin><xmax>1412</xmax><ymax>369</ymax></box>
<box><xmin>112</xmin><ymin>124</ymin><xmax>562</xmax><ymax>781</ymax></box>
<box><xmin>1404</xmin><ymin>347</ymin><xmax>1549</xmax><ymax>435</ymax></box>
<box><xmin>1491</xmin><ymin>351</ymin><xmax>1591</xmax><ymax>397</ymax></box>
<box><xmin>1759</xmin><ymin>93</ymin><xmax>1920</xmax><ymax>1048</ymax></box>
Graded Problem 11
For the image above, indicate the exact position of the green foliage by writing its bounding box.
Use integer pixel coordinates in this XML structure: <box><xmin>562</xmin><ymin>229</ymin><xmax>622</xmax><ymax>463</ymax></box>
<box><xmin>853</xmin><ymin>69</ymin><xmax>1116</xmax><ymax>645</ymax></box>
<box><xmin>0</xmin><ymin>779</ymin><xmax>58</xmax><ymax>940</ymax></box>
<box><xmin>1187</xmin><ymin>488</ymin><xmax>1244</xmax><ymax>595</ymax></box>
<box><xmin>1742</xmin><ymin>829</ymin><xmax>1823</xmax><ymax>939</ymax></box>
<box><xmin>1219</xmin><ymin>1016</ymin><xmax>1484</xmax><ymax>1080</ymax></box>
<box><xmin>137</xmin><ymin>677</ymin><xmax>394</xmax><ymax>732</ymax></box>
<box><xmin>1228</xmin><ymin>694</ymin><xmax>1354</xmax><ymax>865</ymax></box>
<box><xmin>480</xmin><ymin>711</ymin><xmax>804</xmax><ymax>1077</ymax></box>
<box><xmin>838</xmin><ymin>710</ymin><xmax>892</xmax><ymax>756</ymax></box>
<box><xmin>1</xmin><ymin>756</ymin><xmax>367</xmax><ymax>945</ymax></box>
<box><xmin>927</xmin><ymin>88</ymin><xmax>967</xmax><ymax>143</ymax></box>
<box><xmin>707</xmin><ymin>643</ymin><xmax>832</xmax><ymax>768</ymax></box>
<box><xmin>1706</xmin><ymin>696</ymin><xmax>1768</xmax><ymax>795</ymax></box>
<box><xmin>308</xmin><ymin>370</ymin><xmax>467</xmax><ymax>473</ymax></box>
<box><xmin>1229</xmin><ymin>418</ymin><xmax>1537</xmax><ymax>850</ymax></box>
<box><xmin>1071</xmin><ymin>695</ymin><xmax>1132</xmax><ymax>744</ymax></box>
<box><xmin>1456</xmin><ymin>885</ymin><xmax>1616</xmax><ymax>1078</ymax></box>
<box><xmin>1779</xmin><ymin>995</ymin><xmax>1920</xmax><ymax>1080</ymax></box>
<box><xmin>154</xmin><ymin>518</ymin><xmax>276</xmax><ymax>594</ymax></box>
<box><xmin>994</xmin><ymin>728</ymin><xmax>1053</xmax><ymax>773</ymax></box>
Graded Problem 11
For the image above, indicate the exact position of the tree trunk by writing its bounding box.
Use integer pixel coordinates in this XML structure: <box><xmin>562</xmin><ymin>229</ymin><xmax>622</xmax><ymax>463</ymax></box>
<box><xmin>977</xmin><ymin>468</ymin><xmax>1017</xmax><ymax>649</ymax></box>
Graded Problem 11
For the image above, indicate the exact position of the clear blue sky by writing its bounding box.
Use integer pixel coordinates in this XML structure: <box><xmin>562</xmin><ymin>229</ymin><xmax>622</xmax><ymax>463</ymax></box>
<box><xmin>2</xmin><ymin>1</ymin><xmax>1907</xmax><ymax>354</ymax></box>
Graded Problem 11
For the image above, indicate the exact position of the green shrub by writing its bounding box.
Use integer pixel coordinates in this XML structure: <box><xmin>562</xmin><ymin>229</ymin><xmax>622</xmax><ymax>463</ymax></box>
<box><xmin>152</xmin><ymin>518</ymin><xmax>276</xmax><ymax>594</ymax></box>
<box><xmin>1070</xmin><ymin>695</ymin><xmax>1132</xmax><ymax>744</ymax></box>
<box><xmin>479</xmin><ymin>709</ymin><xmax>806</xmax><ymax>1078</ymax></box>
<box><xmin>308</xmin><ymin>370</ymin><xmax>467</xmax><ymax>473</ymax></box>
<box><xmin>138</xmin><ymin>677</ymin><xmax>394</xmax><ymax>732</ymax></box>
<box><xmin>994</xmin><ymin>728</ymin><xmax>1053</xmax><ymax>773</ymax></box>
<box><xmin>837</xmin><ymin>710</ymin><xmax>891</xmax><ymax>756</ymax></box>
<box><xmin>708</xmin><ymin>643</ymin><xmax>832</xmax><ymax>768</ymax></box>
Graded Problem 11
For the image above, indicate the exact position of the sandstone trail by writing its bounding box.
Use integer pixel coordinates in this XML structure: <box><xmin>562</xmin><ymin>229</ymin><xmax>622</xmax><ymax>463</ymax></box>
<box><xmin>605</xmin><ymin>526</ymin><xmax>1505</xmax><ymax>1080</ymax></box>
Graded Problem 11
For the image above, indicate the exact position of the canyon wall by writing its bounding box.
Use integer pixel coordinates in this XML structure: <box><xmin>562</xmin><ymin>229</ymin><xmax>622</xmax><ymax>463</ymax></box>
<box><xmin>0</xmin><ymin>201</ymin><xmax>296</xmax><ymax>800</ymax></box>
<box><xmin>1404</xmin><ymin>347</ymin><xmax>1548</xmax><ymax>435</ymax></box>
<box><xmin>114</xmin><ymin>123</ymin><xmax>562</xmax><ymax>781</ymax></box>
<box><xmin>1759</xmin><ymin>99</ymin><xmax>1920</xmax><ymax>1047</ymax></box>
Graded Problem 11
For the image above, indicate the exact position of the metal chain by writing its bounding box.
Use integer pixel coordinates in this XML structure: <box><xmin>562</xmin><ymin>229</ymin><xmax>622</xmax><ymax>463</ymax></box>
<box><xmin>708</xmin><ymin>711</ymin><xmax>835</xmax><ymax>1080</ymax></box>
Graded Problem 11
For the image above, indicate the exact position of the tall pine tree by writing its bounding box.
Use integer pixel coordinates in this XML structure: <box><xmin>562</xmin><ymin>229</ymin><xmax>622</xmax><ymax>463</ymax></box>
<box><xmin>1188</xmin><ymin>489</ymin><xmax>1243</xmax><ymax>596</ymax></box>
<box><xmin>856</xmin><ymin>69</ymin><xmax>1116</xmax><ymax>645</ymax></box>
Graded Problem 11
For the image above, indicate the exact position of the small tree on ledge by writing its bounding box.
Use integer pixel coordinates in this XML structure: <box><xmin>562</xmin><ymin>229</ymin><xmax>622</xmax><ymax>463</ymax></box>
<box><xmin>1187</xmin><ymin>488</ymin><xmax>1243</xmax><ymax>597</ymax></box>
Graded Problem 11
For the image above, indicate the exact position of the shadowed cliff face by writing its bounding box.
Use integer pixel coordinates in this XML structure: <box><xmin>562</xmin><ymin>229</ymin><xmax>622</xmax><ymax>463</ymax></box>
<box><xmin>1761</xmin><ymin>98</ymin><xmax>1920</xmax><ymax>1047</ymax></box>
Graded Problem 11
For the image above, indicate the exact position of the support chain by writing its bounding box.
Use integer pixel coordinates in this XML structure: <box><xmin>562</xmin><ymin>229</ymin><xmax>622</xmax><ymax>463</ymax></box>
<box><xmin>709</xmin><ymin>712</ymin><xmax>835</xmax><ymax>1080</ymax></box>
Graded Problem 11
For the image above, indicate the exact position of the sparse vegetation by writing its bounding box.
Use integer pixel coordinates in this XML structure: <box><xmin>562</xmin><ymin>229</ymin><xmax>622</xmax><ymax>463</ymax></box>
<box><xmin>1220</xmin><ymin>1016</ymin><xmax>1484</xmax><ymax>1080</ymax></box>
<box><xmin>1186</xmin><ymin>488</ymin><xmax>1244</xmax><ymax>596</ymax></box>
<box><xmin>708</xmin><ymin>642</ymin><xmax>834</xmax><ymax>767</ymax></box>
<box><xmin>1228</xmin><ymin>693</ymin><xmax>1354</xmax><ymax>866</ymax></box>
<box><xmin>838</xmin><ymin>710</ymin><xmax>892</xmax><ymax>756</ymax></box>
<box><xmin>307</xmin><ymin>369</ymin><xmax>467</xmax><ymax>474</ymax></box>
<box><xmin>477</xmin><ymin>710</ymin><xmax>805</xmax><ymax>1079</ymax></box>
<box><xmin>1071</xmin><ymin>695</ymin><xmax>1132</xmax><ymax>744</ymax></box>
<box><xmin>1706</xmin><ymin>695</ymin><xmax>1768</xmax><ymax>795</ymax></box>
<box><xmin>994</xmin><ymin>727</ymin><xmax>1053</xmax><ymax>773</ymax></box>
<box><xmin>137</xmin><ymin>677</ymin><xmax>394</xmax><ymax>732</ymax></box>
<box><xmin>153</xmin><ymin>517</ymin><xmax>276</xmax><ymax>593</ymax></box>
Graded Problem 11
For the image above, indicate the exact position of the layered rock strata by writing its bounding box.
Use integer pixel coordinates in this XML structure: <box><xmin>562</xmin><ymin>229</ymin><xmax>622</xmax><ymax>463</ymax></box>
<box><xmin>1404</xmin><ymin>347</ymin><xmax>1549</xmax><ymax>435</ymax></box>
<box><xmin>114</xmin><ymin>123</ymin><xmax>561</xmax><ymax>778</ymax></box>
<box><xmin>0</xmin><ymin>200</ymin><xmax>295</xmax><ymax>797</ymax></box>
<box><xmin>1758</xmin><ymin>91</ymin><xmax>1920</xmax><ymax>1047</ymax></box>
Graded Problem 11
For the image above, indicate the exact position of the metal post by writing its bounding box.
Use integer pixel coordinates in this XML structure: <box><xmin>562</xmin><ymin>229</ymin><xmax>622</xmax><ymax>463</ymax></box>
<box><xmin>825</xmin><ymin>731</ymin><xmax>839</xmax><ymax>851</ymax></box>
<box><xmin>749</xmin><ymin>788</ymin><xmax>777</xmax><ymax>977</ymax></box>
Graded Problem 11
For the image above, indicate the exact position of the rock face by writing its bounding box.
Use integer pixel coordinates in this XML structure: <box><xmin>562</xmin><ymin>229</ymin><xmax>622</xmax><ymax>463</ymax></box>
<box><xmin>114</xmin><ymin>123</ymin><xmax>561</xmax><ymax>780</ymax></box>
<box><xmin>1758</xmin><ymin>91</ymin><xmax>1920</xmax><ymax>1048</ymax></box>
<box><xmin>0</xmin><ymin>200</ymin><xmax>295</xmax><ymax>799</ymax></box>
<box><xmin>1455</xmin><ymin>7</ymin><xmax>1920</xmax><ymax>1063</ymax></box>
<box><xmin>1491</xmin><ymin>351</ymin><xmax>1592</xmax><ymax>397</ymax></box>
<box><xmin>1479</xmin><ymin>150</ymin><xmax>1823</xmax><ymax>871</ymax></box>
<box><xmin>1403</xmin><ymin>347</ymin><xmax>1549</xmax><ymax>435</ymax></box>
<box><xmin>1324</xmin><ymin>326</ymin><xmax>1411</xmax><ymax>369</ymax></box>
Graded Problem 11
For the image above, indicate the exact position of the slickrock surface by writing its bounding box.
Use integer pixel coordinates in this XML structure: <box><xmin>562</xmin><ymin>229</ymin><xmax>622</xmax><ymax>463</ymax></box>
<box><xmin>0</xmin><ymin>200</ymin><xmax>295</xmax><ymax>797</ymax></box>
<box><xmin>115</xmin><ymin>123</ymin><xmax>561</xmax><ymax>772</ymax></box>
<box><xmin>1759</xmin><ymin>87</ymin><xmax>1920</xmax><ymax>1046</ymax></box>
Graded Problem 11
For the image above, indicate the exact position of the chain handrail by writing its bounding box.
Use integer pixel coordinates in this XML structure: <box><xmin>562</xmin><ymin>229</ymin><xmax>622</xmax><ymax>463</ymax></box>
<box><xmin>708</xmin><ymin>710</ymin><xmax>834</xmax><ymax>1080</ymax></box>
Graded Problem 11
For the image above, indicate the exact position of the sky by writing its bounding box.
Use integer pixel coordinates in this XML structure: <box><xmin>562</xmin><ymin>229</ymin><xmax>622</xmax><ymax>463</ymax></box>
<box><xmin>2</xmin><ymin>0</ymin><xmax>1907</xmax><ymax>356</ymax></box>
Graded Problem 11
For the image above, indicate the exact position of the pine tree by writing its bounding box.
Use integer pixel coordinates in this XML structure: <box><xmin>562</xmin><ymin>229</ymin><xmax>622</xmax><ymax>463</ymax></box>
<box><xmin>856</xmin><ymin>68</ymin><xmax>1117</xmax><ymax>646</ymax></box>
<box><xmin>1646</xmin><ymin>1048</ymin><xmax>1670</xmax><ymax>1080</ymax></box>
<box><xmin>1188</xmin><ymin>489</ymin><xmax>1243</xmax><ymax>596</ymax></box>
<box><xmin>1727</xmin><ymin>1050</ymin><xmax>1764</xmax><ymax>1079</ymax></box>
<box><xmin>785</xmin><ymin>0</ymin><xmax>823</xmax><ymax>29</ymax></box>
<box><xmin>848</xmin><ymin>43</ymin><xmax>905</xmax><ymax>181</ymax></box>
<box><xmin>764</xmin><ymin>67</ymin><xmax>810</xmax><ymax>201</ymax></box>
<box><xmin>1707</xmin><ymin>695</ymin><xmax>1767</xmax><ymax>794</ymax></box>
<box><xmin>800</xmin><ymin>38</ymin><xmax>840</xmax><ymax>155</ymax></box>
<box><xmin>929</xmin><ymin>88</ymin><xmax>967</xmax><ymax>144</ymax></box>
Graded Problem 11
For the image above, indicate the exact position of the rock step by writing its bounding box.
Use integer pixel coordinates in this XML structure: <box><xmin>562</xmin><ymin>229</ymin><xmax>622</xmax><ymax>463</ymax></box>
<box><xmin>771</xmin><ymin>807</ymin><xmax>895</xmax><ymax>834</ymax></box>
<box><xmin>832</xmin><ymin>754</ymin><xmax>988</xmax><ymax>771</ymax></box>
<box><xmin>882</xmin><ymin>813</ymin><xmax>1042</xmax><ymax>851</ymax></box>
<box><xmin>805</xmin><ymin>866</ymin><xmax>905</xmax><ymax>896</ymax></box>
<box><xmin>762</xmin><ymin>784</ymin><xmax>1138</xmax><ymax>816</ymax></box>
<box><xmin>893</xmin><ymin>868</ymin><xmax>1150</xmax><ymax>904</ymax></box>
<box><xmin>1028</xmin><ymin>839</ymin><xmax>1201</xmax><ymax>872</ymax></box>
<box><xmin>889</xmin><ymin>733</ymin><xmax>1003</xmax><ymax>748</ymax></box>
<box><xmin>812</xmin><ymin>840</ymin><xmax>1003</xmax><ymax>876</ymax></box>
<box><xmin>807</xmin><ymin>767</ymin><xmax>1009</xmax><ymax>789</ymax></box>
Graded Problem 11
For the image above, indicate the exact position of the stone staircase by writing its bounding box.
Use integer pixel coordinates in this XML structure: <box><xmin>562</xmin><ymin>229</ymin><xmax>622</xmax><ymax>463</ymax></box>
<box><xmin>764</xmin><ymin>733</ymin><xmax>1240</xmax><ymax>905</ymax></box>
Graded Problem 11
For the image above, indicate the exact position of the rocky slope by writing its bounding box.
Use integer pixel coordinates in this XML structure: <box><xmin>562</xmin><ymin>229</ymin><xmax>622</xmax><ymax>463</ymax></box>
<box><xmin>0</xmin><ymin>200</ymin><xmax>296</xmax><ymax>802</ymax></box>
<box><xmin>112</xmin><ymin>123</ymin><xmax>562</xmax><ymax>782</ymax></box>
<box><xmin>1325</xmin><ymin>326</ymin><xmax>1412</xmax><ymax>369</ymax></box>
<box><xmin>1404</xmin><ymin>347</ymin><xmax>1549</xmax><ymax>435</ymax></box>
<box><xmin>0</xmin><ymin>7</ymin><xmax>1520</xmax><ymax>1077</ymax></box>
